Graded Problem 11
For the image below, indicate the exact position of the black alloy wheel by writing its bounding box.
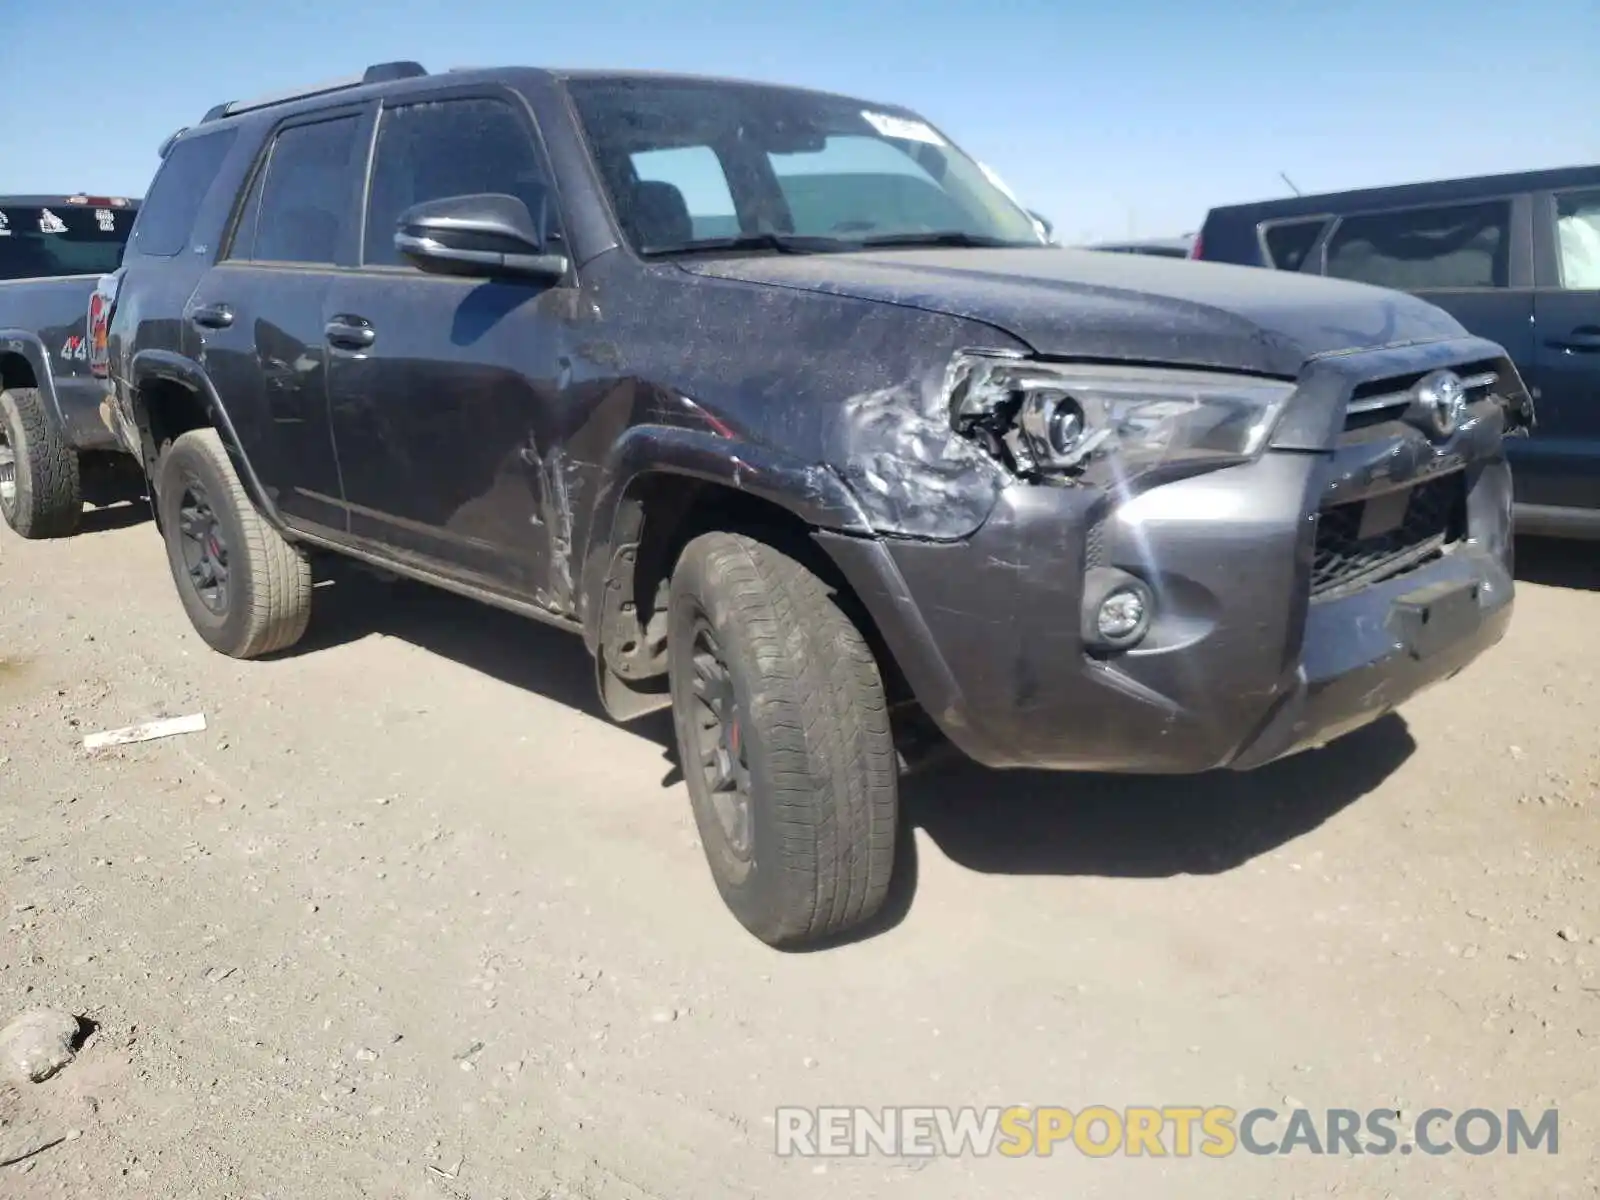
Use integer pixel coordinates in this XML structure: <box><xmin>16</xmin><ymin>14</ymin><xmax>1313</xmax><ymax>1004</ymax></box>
<box><xmin>685</xmin><ymin>615</ymin><xmax>755</xmax><ymax>870</ymax></box>
<box><xmin>176</xmin><ymin>480</ymin><xmax>231</xmax><ymax>615</ymax></box>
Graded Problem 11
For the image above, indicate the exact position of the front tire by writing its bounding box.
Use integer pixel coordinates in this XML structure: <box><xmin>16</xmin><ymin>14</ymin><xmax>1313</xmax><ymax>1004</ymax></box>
<box><xmin>667</xmin><ymin>531</ymin><xmax>898</xmax><ymax>947</ymax></box>
<box><xmin>155</xmin><ymin>427</ymin><xmax>312</xmax><ymax>658</ymax></box>
<box><xmin>0</xmin><ymin>387</ymin><xmax>82</xmax><ymax>539</ymax></box>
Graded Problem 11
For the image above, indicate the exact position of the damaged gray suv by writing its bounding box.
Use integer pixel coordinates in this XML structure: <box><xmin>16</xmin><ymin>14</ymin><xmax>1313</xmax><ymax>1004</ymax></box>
<box><xmin>94</xmin><ymin>65</ymin><xmax>1528</xmax><ymax>947</ymax></box>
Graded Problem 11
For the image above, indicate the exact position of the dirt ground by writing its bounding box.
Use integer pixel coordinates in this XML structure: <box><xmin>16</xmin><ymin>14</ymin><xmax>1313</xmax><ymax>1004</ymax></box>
<box><xmin>2</xmin><ymin>503</ymin><xmax>1598</xmax><ymax>1199</ymax></box>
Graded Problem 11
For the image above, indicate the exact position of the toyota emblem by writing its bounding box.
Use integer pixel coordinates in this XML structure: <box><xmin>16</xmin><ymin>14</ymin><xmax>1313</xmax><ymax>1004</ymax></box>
<box><xmin>1413</xmin><ymin>369</ymin><xmax>1468</xmax><ymax>438</ymax></box>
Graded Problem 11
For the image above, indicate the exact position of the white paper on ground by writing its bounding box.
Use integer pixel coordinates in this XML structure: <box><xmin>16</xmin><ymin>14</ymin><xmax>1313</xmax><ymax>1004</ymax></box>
<box><xmin>83</xmin><ymin>712</ymin><xmax>207</xmax><ymax>751</ymax></box>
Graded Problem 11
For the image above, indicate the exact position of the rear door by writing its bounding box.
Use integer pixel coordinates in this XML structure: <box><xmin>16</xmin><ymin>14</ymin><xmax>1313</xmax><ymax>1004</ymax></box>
<box><xmin>188</xmin><ymin>105</ymin><xmax>373</xmax><ymax>537</ymax></box>
<box><xmin>1318</xmin><ymin>197</ymin><xmax>1541</xmax><ymax>487</ymax></box>
<box><xmin>1524</xmin><ymin>186</ymin><xmax>1600</xmax><ymax>520</ymax></box>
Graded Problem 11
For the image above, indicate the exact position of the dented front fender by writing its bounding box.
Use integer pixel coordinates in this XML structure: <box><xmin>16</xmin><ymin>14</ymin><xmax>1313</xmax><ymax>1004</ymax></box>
<box><xmin>823</xmin><ymin>379</ymin><xmax>1011</xmax><ymax>541</ymax></box>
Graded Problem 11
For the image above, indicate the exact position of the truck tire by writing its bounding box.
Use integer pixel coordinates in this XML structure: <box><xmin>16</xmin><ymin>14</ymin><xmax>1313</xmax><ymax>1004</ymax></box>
<box><xmin>155</xmin><ymin>427</ymin><xmax>312</xmax><ymax>659</ymax></box>
<box><xmin>667</xmin><ymin>530</ymin><xmax>898</xmax><ymax>947</ymax></box>
<box><xmin>0</xmin><ymin>387</ymin><xmax>82</xmax><ymax>539</ymax></box>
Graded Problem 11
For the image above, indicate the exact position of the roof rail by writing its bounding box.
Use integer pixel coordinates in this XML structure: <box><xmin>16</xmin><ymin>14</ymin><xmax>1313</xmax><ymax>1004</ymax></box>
<box><xmin>200</xmin><ymin>61</ymin><xmax>427</xmax><ymax>123</ymax></box>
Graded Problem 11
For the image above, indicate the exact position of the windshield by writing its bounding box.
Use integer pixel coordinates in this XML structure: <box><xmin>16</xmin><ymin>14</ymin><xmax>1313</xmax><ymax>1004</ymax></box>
<box><xmin>0</xmin><ymin>202</ymin><xmax>134</xmax><ymax>281</ymax></box>
<box><xmin>565</xmin><ymin>78</ymin><xmax>1046</xmax><ymax>255</ymax></box>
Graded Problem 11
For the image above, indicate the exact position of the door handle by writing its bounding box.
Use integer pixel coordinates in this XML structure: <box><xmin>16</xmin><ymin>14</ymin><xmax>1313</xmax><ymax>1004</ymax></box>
<box><xmin>325</xmin><ymin>316</ymin><xmax>375</xmax><ymax>350</ymax></box>
<box><xmin>1547</xmin><ymin>326</ymin><xmax>1600</xmax><ymax>353</ymax></box>
<box><xmin>188</xmin><ymin>302</ymin><xmax>233</xmax><ymax>330</ymax></box>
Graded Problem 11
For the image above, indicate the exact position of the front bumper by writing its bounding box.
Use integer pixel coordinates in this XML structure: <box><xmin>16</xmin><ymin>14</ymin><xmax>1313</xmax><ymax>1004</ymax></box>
<box><xmin>819</xmin><ymin>341</ymin><xmax>1520</xmax><ymax>774</ymax></box>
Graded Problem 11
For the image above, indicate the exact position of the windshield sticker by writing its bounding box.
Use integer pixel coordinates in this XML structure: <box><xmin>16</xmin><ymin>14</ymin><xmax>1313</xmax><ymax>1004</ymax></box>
<box><xmin>95</xmin><ymin>208</ymin><xmax>116</xmax><ymax>232</ymax></box>
<box><xmin>861</xmin><ymin>110</ymin><xmax>946</xmax><ymax>146</ymax></box>
<box><xmin>38</xmin><ymin>208</ymin><xmax>68</xmax><ymax>234</ymax></box>
<box><xmin>0</xmin><ymin>212</ymin><xmax>9</xmax><ymax>238</ymax></box>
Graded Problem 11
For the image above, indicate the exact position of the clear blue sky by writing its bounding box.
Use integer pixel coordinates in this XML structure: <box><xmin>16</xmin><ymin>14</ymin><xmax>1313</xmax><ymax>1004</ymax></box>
<box><xmin>2</xmin><ymin>0</ymin><xmax>1595</xmax><ymax>243</ymax></box>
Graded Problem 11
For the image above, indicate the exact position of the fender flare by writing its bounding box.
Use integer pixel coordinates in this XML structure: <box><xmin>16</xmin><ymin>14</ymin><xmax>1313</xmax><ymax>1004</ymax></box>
<box><xmin>0</xmin><ymin>331</ymin><xmax>68</xmax><ymax>429</ymax></box>
<box><xmin>578</xmin><ymin>423</ymin><xmax>874</xmax><ymax>718</ymax></box>
<box><xmin>127</xmin><ymin>349</ymin><xmax>290</xmax><ymax>534</ymax></box>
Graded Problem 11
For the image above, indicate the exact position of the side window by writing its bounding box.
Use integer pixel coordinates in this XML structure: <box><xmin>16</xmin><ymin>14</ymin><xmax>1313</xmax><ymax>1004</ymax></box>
<box><xmin>240</xmin><ymin>116</ymin><xmax>363</xmax><ymax>265</ymax></box>
<box><xmin>364</xmin><ymin>97</ymin><xmax>555</xmax><ymax>268</ymax></box>
<box><xmin>630</xmin><ymin>146</ymin><xmax>737</xmax><ymax>240</ymax></box>
<box><xmin>1554</xmin><ymin>189</ymin><xmax>1600</xmax><ymax>290</ymax></box>
<box><xmin>131</xmin><ymin>128</ymin><xmax>238</xmax><ymax>258</ymax></box>
<box><xmin>1261</xmin><ymin>218</ymin><xmax>1327</xmax><ymax>272</ymax></box>
<box><xmin>1324</xmin><ymin>201</ymin><xmax>1511</xmax><ymax>291</ymax></box>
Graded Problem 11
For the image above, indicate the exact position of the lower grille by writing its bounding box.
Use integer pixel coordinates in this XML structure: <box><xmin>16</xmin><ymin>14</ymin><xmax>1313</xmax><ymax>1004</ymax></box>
<box><xmin>1085</xmin><ymin>517</ymin><xmax>1107</xmax><ymax>568</ymax></box>
<box><xmin>1312</xmin><ymin>472</ymin><xmax>1466</xmax><ymax>599</ymax></box>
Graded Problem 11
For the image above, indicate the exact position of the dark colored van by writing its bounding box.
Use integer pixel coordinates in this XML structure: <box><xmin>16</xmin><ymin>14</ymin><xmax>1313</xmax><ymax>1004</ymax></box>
<box><xmin>1195</xmin><ymin>165</ymin><xmax>1600</xmax><ymax>539</ymax></box>
<box><xmin>1085</xmin><ymin>235</ymin><xmax>1196</xmax><ymax>258</ymax></box>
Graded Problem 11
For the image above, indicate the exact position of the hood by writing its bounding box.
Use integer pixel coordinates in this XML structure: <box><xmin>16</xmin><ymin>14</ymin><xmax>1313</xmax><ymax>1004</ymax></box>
<box><xmin>681</xmin><ymin>247</ymin><xmax>1468</xmax><ymax>377</ymax></box>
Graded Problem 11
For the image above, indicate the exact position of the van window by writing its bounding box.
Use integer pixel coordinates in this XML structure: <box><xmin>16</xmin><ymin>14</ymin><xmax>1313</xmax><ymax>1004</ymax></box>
<box><xmin>1554</xmin><ymin>190</ymin><xmax>1600</xmax><ymax>290</ymax></box>
<box><xmin>1260</xmin><ymin>218</ymin><xmax>1327</xmax><ymax>272</ymax></box>
<box><xmin>1324</xmin><ymin>201</ymin><xmax>1510</xmax><ymax>290</ymax></box>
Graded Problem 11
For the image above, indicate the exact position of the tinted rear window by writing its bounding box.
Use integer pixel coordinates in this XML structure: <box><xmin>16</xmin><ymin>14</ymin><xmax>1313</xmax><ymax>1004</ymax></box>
<box><xmin>131</xmin><ymin>127</ymin><xmax>239</xmax><ymax>258</ymax></box>
<box><xmin>0</xmin><ymin>203</ymin><xmax>134</xmax><ymax>281</ymax></box>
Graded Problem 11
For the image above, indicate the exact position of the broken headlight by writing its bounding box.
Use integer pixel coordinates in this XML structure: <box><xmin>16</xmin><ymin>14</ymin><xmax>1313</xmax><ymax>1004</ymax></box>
<box><xmin>945</xmin><ymin>352</ymin><xmax>1296</xmax><ymax>485</ymax></box>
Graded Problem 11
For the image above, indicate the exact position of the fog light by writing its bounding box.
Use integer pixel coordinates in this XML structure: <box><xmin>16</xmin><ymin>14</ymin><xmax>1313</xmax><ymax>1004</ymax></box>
<box><xmin>1081</xmin><ymin>566</ymin><xmax>1154</xmax><ymax>651</ymax></box>
<box><xmin>1096</xmin><ymin>588</ymin><xmax>1146</xmax><ymax>640</ymax></box>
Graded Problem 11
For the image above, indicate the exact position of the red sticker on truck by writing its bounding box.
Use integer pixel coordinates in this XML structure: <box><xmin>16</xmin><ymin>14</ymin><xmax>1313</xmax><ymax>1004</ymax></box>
<box><xmin>87</xmin><ymin>291</ymin><xmax>109</xmax><ymax>376</ymax></box>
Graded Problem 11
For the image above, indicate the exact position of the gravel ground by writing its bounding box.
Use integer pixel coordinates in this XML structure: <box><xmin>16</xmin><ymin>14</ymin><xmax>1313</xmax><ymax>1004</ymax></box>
<box><xmin>2</xmin><ymin>504</ymin><xmax>1598</xmax><ymax>1199</ymax></box>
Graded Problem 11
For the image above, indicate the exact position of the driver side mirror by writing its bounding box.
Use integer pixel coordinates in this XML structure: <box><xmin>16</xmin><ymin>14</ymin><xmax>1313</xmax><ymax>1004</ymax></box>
<box><xmin>395</xmin><ymin>193</ymin><xmax>568</xmax><ymax>283</ymax></box>
<box><xmin>1028</xmin><ymin>210</ymin><xmax>1055</xmax><ymax>243</ymax></box>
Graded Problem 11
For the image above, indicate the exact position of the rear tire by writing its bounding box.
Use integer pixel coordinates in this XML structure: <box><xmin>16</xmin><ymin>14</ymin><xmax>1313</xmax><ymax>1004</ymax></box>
<box><xmin>667</xmin><ymin>530</ymin><xmax>898</xmax><ymax>947</ymax></box>
<box><xmin>0</xmin><ymin>387</ymin><xmax>82</xmax><ymax>539</ymax></box>
<box><xmin>155</xmin><ymin>427</ymin><xmax>312</xmax><ymax>658</ymax></box>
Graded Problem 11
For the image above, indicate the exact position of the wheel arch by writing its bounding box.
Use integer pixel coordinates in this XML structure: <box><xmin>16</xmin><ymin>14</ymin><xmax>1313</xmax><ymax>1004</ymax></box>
<box><xmin>127</xmin><ymin>350</ymin><xmax>287</xmax><ymax>535</ymax></box>
<box><xmin>580</xmin><ymin>424</ymin><xmax>904</xmax><ymax>722</ymax></box>
<box><xmin>0</xmin><ymin>333</ymin><xmax>66</xmax><ymax>427</ymax></box>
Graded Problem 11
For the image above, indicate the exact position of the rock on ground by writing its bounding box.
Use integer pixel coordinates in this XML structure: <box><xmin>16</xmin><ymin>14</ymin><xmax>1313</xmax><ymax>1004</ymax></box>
<box><xmin>0</xmin><ymin>1009</ymin><xmax>81</xmax><ymax>1083</ymax></box>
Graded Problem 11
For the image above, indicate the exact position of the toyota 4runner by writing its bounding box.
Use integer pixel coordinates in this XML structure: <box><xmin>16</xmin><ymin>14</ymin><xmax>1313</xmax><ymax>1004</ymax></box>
<box><xmin>90</xmin><ymin>62</ymin><xmax>1528</xmax><ymax>946</ymax></box>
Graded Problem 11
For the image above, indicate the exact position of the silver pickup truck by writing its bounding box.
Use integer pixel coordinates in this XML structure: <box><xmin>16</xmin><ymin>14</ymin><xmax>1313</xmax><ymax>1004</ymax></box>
<box><xmin>0</xmin><ymin>193</ymin><xmax>143</xmax><ymax>538</ymax></box>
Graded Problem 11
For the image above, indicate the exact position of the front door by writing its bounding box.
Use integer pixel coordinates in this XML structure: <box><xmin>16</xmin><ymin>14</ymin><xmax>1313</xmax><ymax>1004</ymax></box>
<box><xmin>325</xmin><ymin>90</ymin><xmax>575</xmax><ymax>608</ymax></box>
<box><xmin>1526</xmin><ymin>187</ymin><xmax>1600</xmax><ymax>516</ymax></box>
